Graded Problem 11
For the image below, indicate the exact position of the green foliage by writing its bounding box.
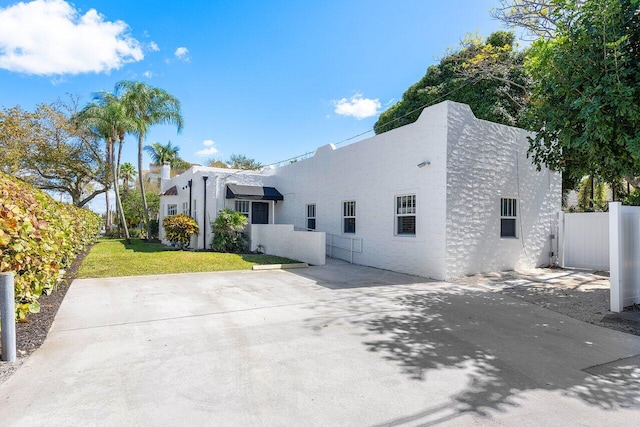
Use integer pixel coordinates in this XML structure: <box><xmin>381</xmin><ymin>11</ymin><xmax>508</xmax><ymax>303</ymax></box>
<box><xmin>211</xmin><ymin>209</ymin><xmax>248</xmax><ymax>253</ymax></box>
<box><xmin>374</xmin><ymin>31</ymin><xmax>530</xmax><ymax>134</ymax></box>
<box><xmin>576</xmin><ymin>176</ymin><xmax>609</xmax><ymax>212</ymax></box>
<box><xmin>526</xmin><ymin>0</ymin><xmax>640</xmax><ymax>184</ymax></box>
<box><xmin>121</xmin><ymin>189</ymin><xmax>160</xmax><ymax>233</ymax></box>
<box><xmin>624</xmin><ymin>188</ymin><xmax>640</xmax><ymax>206</ymax></box>
<box><xmin>228</xmin><ymin>154</ymin><xmax>262</xmax><ymax>170</ymax></box>
<box><xmin>0</xmin><ymin>172</ymin><xmax>101</xmax><ymax>321</ymax></box>
<box><xmin>162</xmin><ymin>213</ymin><xmax>199</xmax><ymax>249</ymax></box>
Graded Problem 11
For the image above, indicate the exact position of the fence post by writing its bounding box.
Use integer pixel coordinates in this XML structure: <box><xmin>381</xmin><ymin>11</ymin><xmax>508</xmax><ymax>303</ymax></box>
<box><xmin>557</xmin><ymin>211</ymin><xmax>565</xmax><ymax>267</ymax></box>
<box><xmin>0</xmin><ymin>272</ymin><xmax>16</xmax><ymax>362</ymax></box>
<box><xmin>609</xmin><ymin>202</ymin><xmax>623</xmax><ymax>313</ymax></box>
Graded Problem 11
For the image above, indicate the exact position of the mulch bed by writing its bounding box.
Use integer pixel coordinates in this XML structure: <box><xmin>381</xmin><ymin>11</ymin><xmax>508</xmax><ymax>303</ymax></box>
<box><xmin>0</xmin><ymin>243</ymin><xmax>94</xmax><ymax>384</ymax></box>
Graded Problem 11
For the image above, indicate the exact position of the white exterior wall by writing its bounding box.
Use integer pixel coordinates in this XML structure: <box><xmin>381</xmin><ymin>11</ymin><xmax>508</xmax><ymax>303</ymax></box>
<box><xmin>444</xmin><ymin>102</ymin><xmax>561</xmax><ymax>278</ymax></box>
<box><xmin>159</xmin><ymin>166</ymin><xmax>278</xmax><ymax>250</ymax></box>
<box><xmin>250</xmin><ymin>224</ymin><xmax>326</xmax><ymax>265</ymax></box>
<box><xmin>267</xmin><ymin>102</ymin><xmax>450</xmax><ymax>279</ymax></box>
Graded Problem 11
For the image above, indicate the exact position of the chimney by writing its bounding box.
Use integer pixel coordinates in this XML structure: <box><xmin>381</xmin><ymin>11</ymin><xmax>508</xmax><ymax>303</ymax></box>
<box><xmin>160</xmin><ymin>162</ymin><xmax>171</xmax><ymax>191</ymax></box>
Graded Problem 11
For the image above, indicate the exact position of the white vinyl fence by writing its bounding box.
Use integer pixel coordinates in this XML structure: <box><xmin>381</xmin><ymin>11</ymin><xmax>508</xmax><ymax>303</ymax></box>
<box><xmin>558</xmin><ymin>211</ymin><xmax>609</xmax><ymax>270</ymax></box>
<box><xmin>558</xmin><ymin>206</ymin><xmax>640</xmax><ymax>312</ymax></box>
<box><xmin>609</xmin><ymin>202</ymin><xmax>640</xmax><ymax>312</ymax></box>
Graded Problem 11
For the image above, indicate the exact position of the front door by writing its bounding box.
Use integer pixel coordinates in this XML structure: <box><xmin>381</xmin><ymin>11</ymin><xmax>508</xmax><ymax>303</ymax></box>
<box><xmin>251</xmin><ymin>202</ymin><xmax>269</xmax><ymax>224</ymax></box>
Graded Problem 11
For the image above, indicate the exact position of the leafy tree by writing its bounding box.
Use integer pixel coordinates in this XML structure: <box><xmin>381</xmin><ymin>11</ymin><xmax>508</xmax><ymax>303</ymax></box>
<box><xmin>0</xmin><ymin>101</ymin><xmax>109</xmax><ymax>207</ymax></box>
<box><xmin>122</xmin><ymin>188</ymin><xmax>160</xmax><ymax>233</ymax></box>
<box><xmin>374</xmin><ymin>31</ymin><xmax>530</xmax><ymax>134</ymax></box>
<box><xmin>206</xmin><ymin>158</ymin><xmax>229</xmax><ymax>168</ymax></box>
<box><xmin>491</xmin><ymin>0</ymin><xmax>585</xmax><ymax>40</ymax></box>
<box><xmin>228</xmin><ymin>154</ymin><xmax>262</xmax><ymax>170</ymax></box>
<box><xmin>163</xmin><ymin>213</ymin><xmax>199</xmax><ymax>249</ymax></box>
<box><xmin>211</xmin><ymin>208</ymin><xmax>248</xmax><ymax>253</ymax></box>
<box><xmin>525</xmin><ymin>0</ymin><xmax>640</xmax><ymax>186</ymax></box>
<box><xmin>117</xmin><ymin>81</ymin><xmax>183</xmax><ymax>240</ymax></box>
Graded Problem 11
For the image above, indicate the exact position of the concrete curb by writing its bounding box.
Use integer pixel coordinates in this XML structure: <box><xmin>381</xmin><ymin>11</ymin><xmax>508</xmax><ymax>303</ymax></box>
<box><xmin>252</xmin><ymin>263</ymin><xmax>309</xmax><ymax>271</ymax></box>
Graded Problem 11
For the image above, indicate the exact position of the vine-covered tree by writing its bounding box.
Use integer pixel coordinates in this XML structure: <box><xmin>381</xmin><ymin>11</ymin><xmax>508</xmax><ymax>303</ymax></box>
<box><xmin>374</xmin><ymin>31</ymin><xmax>530</xmax><ymax>134</ymax></box>
<box><xmin>525</xmin><ymin>0</ymin><xmax>640</xmax><ymax>186</ymax></box>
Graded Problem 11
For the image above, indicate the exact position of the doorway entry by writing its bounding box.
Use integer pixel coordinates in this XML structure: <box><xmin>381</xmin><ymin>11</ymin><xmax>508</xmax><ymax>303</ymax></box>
<box><xmin>251</xmin><ymin>202</ymin><xmax>269</xmax><ymax>224</ymax></box>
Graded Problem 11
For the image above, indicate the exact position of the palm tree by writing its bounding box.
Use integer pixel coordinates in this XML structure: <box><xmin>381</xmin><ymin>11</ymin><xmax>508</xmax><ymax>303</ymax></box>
<box><xmin>78</xmin><ymin>91</ymin><xmax>136</xmax><ymax>243</ymax></box>
<box><xmin>120</xmin><ymin>162</ymin><xmax>137</xmax><ymax>191</ymax></box>
<box><xmin>117</xmin><ymin>81</ymin><xmax>183</xmax><ymax>239</ymax></box>
<box><xmin>144</xmin><ymin>141</ymin><xmax>181</xmax><ymax>166</ymax></box>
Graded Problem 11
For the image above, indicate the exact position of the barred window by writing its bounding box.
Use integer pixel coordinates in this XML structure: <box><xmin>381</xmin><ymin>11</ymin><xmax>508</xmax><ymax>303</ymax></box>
<box><xmin>343</xmin><ymin>201</ymin><xmax>356</xmax><ymax>233</ymax></box>
<box><xmin>306</xmin><ymin>204</ymin><xmax>316</xmax><ymax>230</ymax></box>
<box><xmin>500</xmin><ymin>198</ymin><xmax>517</xmax><ymax>238</ymax></box>
<box><xmin>235</xmin><ymin>200</ymin><xmax>250</xmax><ymax>217</ymax></box>
<box><xmin>396</xmin><ymin>195</ymin><xmax>416</xmax><ymax>235</ymax></box>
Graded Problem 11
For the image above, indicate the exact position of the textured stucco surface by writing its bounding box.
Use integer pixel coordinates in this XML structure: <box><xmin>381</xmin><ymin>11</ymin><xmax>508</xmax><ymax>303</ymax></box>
<box><xmin>444</xmin><ymin>102</ymin><xmax>561</xmax><ymax>278</ymax></box>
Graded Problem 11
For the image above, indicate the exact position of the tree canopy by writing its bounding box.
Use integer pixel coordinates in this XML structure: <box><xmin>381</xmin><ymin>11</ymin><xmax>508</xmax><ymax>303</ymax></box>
<box><xmin>0</xmin><ymin>100</ymin><xmax>109</xmax><ymax>207</ymax></box>
<box><xmin>374</xmin><ymin>31</ymin><xmax>530</xmax><ymax>134</ymax></box>
<box><xmin>524</xmin><ymin>0</ymin><xmax>640</xmax><ymax>185</ymax></box>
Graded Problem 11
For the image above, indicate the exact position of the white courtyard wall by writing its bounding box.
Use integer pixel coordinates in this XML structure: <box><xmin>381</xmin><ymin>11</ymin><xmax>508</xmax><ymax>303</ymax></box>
<box><xmin>267</xmin><ymin>102</ymin><xmax>450</xmax><ymax>279</ymax></box>
<box><xmin>444</xmin><ymin>102</ymin><xmax>561</xmax><ymax>278</ymax></box>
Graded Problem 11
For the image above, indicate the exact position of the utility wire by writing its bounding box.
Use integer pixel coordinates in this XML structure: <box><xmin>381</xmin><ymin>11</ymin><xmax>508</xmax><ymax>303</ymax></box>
<box><xmin>264</xmin><ymin>79</ymin><xmax>474</xmax><ymax>169</ymax></box>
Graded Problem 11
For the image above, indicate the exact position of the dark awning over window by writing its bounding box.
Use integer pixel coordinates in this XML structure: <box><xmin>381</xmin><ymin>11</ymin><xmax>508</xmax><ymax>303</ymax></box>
<box><xmin>226</xmin><ymin>184</ymin><xmax>284</xmax><ymax>201</ymax></box>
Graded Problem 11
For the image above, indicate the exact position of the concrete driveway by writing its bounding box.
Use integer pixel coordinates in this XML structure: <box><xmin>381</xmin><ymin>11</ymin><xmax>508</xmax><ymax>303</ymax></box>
<box><xmin>0</xmin><ymin>259</ymin><xmax>638</xmax><ymax>426</ymax></box>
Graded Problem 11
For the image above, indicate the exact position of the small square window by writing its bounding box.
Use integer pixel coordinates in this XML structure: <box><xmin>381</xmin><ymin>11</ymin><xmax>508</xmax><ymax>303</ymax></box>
<box><xmin>167</xmin><ymin>204</ymin><xmax>177</xmax><ymax>216</ymax></box>
<box><xmin>306</xmin><ymin>204</ymin><xmax>316</xmax><ymax>230</ymax></box>
<box><xmin>500</xmin><ymin>198</ymin><xmax>517</xmax><ymax>238</ymax></box>
<box><xmin>235</xmin><ymin>200</ymin><xmax>250</xmax><ymax>217</ymax></box>
<box><xmin>343</xmin><ymin>201</ymin><xmax>356</xmax><ymax>233</ymax></box>
<box><xmin>396</xmin><ymin>195</ymin><xmax>416</xmax><ymax>235</ymax></box>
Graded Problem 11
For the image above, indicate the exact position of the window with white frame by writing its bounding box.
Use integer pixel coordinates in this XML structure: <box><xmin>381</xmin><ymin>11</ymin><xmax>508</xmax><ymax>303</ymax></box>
<box><xmin>343</xmin><ymin>201</ymin><xmax>356</xmax><ymax>233</ymax></box>
<box><xmin>192</xmin><ymin>199</ymin><xmax>197</xmax><ymax>221</ymax></box>
<box><xmin>167</xmin><ymin>204</ymin><xmax>177</xmax><ymax>216</ymax></box>
<box><xmin>182</xmin><ymin>202</ymin><xmax>189</xmax><ymax>215</ymax></box>
<box><xmin>235</xmin><ymin>200</ymin><xmax>250</xmax><ymax>217</ymax></box>
<box><xmin>396</xmin><ymin>195</ymin><xmax>416</xmax><ymax>235</ymax></box>
<box><xmin>306</xmin><ymin>204</ymin><xmax>316</xmax><ymax>230</ymax></box>
<box><xmin>500</xmin><ymin>198</ymin><xmax>517</xmax><ymax>238</ymax></box>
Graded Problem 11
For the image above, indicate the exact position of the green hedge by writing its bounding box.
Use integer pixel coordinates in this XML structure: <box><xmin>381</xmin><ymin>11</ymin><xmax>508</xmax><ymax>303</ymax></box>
<box><xmin>0</xmin><ymin>172</ymin><xmax>101</xmax><ymax>320</ymax></box>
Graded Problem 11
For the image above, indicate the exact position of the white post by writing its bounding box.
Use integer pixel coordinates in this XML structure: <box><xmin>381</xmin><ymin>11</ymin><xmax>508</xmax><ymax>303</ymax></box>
<box><xmin>1</xmin><ymin>272</ymin><xmax>16</xmax><ymax>362</ymax></box>
<box><xmin>609</xmin><ymin>202</ymin><xmax>623</xmax><ymax>313</ymax></box>
<box><xmin>557</xmin><ymin>211</ymin><xmax>565</xmax><ymax>267</ymax></box>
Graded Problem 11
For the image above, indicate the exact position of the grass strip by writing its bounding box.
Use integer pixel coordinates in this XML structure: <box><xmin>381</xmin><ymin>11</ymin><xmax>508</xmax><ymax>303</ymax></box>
<box><xmin>78</xmin><ymin>238</ymin><xmax>298</xmax><ymax>278</ymax></box>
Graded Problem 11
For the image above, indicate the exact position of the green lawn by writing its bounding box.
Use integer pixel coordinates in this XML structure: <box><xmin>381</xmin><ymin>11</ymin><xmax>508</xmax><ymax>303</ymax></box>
<box><xmin>77</xmin><ymin>239</ymin><xmax>299</xmax><ymax>278</ymax></box>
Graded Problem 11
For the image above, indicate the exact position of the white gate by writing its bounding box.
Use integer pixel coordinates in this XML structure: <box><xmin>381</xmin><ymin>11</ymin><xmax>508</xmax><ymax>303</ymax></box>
<box><xmin>558</xmin><ymin>211</ymin><xmax>609</xmax><ymax>270</ymax></box>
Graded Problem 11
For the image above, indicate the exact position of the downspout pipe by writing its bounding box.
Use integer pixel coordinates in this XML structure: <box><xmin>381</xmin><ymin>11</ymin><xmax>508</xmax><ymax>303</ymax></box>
<box><xmin>188</xmin><ymin>179</ymin><xmax>193</xmax><ymax>217</ymax></box>
<box><xmin>202</xmin><ymin>176</ymin><xmax>208</xmax><ymax>249</ymax></box>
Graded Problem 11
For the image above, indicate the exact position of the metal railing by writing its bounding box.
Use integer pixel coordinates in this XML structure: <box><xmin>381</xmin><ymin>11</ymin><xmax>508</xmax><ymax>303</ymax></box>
<box><xmin>325</xmin><ymin>233</ymin><xmax>362</xmax><ymax>264</ymax></box>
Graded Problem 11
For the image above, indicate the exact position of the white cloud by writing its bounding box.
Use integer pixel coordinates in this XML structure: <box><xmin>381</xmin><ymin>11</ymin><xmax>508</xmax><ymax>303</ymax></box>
<box><xmin>174</xmin><ymin>46</ymin><xmax>189</xmax><ymax>61</ymax></box>
<box><xmin>148</xmin><ymin>41</ymin><xmax>159</xmax><ymax>52</ymax></box>
<box><xmin>0</xmin><ymin>0</ymin><xmax>144</xmax><ymax>75</ymax></box>
<box><xmin>142</xmin><ymin>70</ymin><xmax>152</xmax><ymax>78</ymax></box>
<box><xmin>332</xmin><ymin>93</ymin><xmax>381</xmax><ymax>119</ymax></box>
<box><xmin>195</xmin><ymin>139</ymin><xmax>218</xmax><ymax>157</ymax></box>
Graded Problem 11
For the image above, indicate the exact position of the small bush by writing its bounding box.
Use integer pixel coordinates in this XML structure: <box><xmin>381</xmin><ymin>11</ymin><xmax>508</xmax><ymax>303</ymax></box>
<box><xmin>211</xmin><ymin>208</ymin><xmax>248</xmax><ymax>253</ymax></box>
<box><xmin>163</xmin><ymin>214</ymin><xmax>199</xmax><ymax>249</ymax></box>
<box><xmin>149</xmin><ymin>219</ymin><xmax>159</xmax><ymax>239</ymax></box>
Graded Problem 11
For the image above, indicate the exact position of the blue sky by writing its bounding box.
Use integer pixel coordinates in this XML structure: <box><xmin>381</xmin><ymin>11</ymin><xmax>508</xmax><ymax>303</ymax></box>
<box><xmin>1</xmin><ymin>0</ymin><xmax>510</xmax><ymax>175</ymax></box>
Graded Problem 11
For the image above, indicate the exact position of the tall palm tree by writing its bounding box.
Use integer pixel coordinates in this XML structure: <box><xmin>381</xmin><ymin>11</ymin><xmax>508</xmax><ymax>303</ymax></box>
<box><xmin>120</xmin><ymin>162</ymin><xmax>137</xmax><ymax>191</ymax></box>
<box><xmin>144</xmin><ymin>141</ymin><xmax>181</xmax><ymax>166</ymax></box>
<box><xmin>117</xmin><ymin>81</ymin><xmax>183</xmax><ymax>239</ymax></box>
<box><xmin>78</xmin><ymin>91</ymin><xmax>136</xmax><ymax>243</ymax></box>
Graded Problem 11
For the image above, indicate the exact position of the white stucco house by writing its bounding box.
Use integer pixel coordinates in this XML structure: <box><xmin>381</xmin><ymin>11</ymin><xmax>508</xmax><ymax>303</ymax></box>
<box><xmin>159</xmin><ymin>100</ymin><xmax>561</xmax><ymax>280</ymax></box>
